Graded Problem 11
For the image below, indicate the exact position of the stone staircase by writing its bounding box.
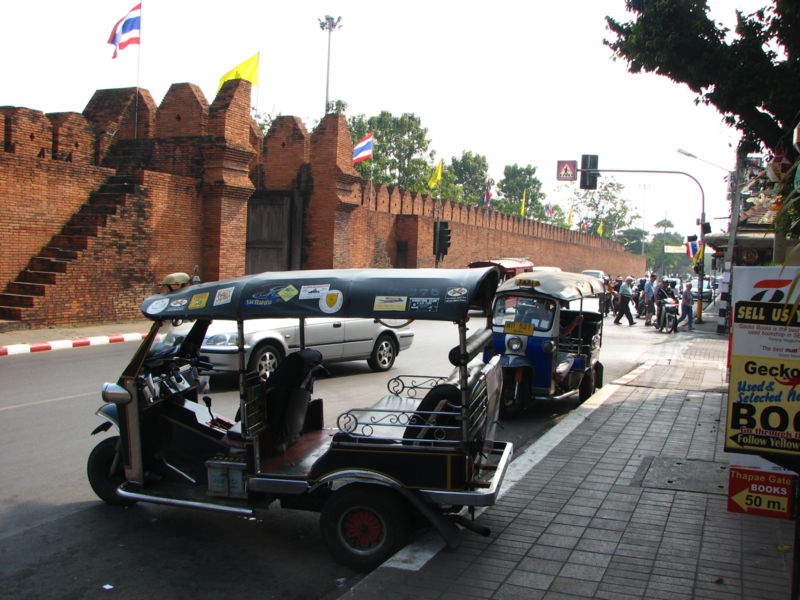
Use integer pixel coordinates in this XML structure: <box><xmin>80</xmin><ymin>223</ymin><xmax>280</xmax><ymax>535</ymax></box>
<box><xmin>0</xmin><ymin>175</ymin><xmax>141</xmax><ymax>328</ymax></box>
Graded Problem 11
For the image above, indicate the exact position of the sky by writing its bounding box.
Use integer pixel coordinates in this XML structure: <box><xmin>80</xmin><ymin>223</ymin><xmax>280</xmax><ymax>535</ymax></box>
<box><xmin>2</xmin><ymin>0</ymin><xmax>768</xmax><ymax>240</ymax></box>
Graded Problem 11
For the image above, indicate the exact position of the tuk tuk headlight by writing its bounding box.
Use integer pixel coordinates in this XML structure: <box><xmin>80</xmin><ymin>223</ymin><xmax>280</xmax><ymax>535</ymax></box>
<box><xmin>542</xmin><ymin>340</ymin><xmax>555</xmax><ymax>353</ymax></box>
<box><xmin>507</xmin><ymin>336</ymin><xmax>523</xmax><ymax>352</ymax></box>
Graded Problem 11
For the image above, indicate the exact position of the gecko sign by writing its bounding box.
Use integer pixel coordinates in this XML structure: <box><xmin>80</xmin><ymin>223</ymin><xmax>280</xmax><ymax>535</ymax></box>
<box><xmin>726</xmin><ymin>267</ymin><xmax>800</xmax><ymax>457</ymax></box>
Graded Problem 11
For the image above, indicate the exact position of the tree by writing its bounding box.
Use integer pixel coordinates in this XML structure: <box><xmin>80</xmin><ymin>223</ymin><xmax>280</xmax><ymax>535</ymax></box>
<box><xmin>566</xmin><ymin>179</ymin><xmax>639</xmax><ymax>237</ymax></box>
<box><xmin>605</xmin><ymin>1</ymin><xmax>800</xmax><ymax>236</ymax></box>
<box><xmin>496</xmin><ymin>164</ymin><xmax>546</xmax><ymax>217</ymax></box>
<box><xmin>348</xmin><ymin>111</ymin><xmax>435</xmax><ymax>193</ymax></box>
<box><xmin>654</xmin><ymin>219</ymin><xmax>674</xmax><ymax>236</ymax></box>
<box><xmin>647</xmin><ymin>231</ymin><xmax>692</xmax><ymax>276</ymax></box>
<box><xmin>450</xmin><ymin>151</ymin><xmax>490</xmax><ymax>206</ymax></box>
<box><xmin>619</xmin><ymin>227</ymin><xmax>649</xmax><ymax>255</ymax></box>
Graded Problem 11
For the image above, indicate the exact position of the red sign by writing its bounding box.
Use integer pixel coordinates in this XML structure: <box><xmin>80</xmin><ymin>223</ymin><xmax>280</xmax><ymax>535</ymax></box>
<box><xmin>727</xmin><ymin>466</ymin><xmax>794</xmax><ymax>519</ymax></box>
<box><xmin>556</xmin><ymin>160</ymin><xmax>577</xmax><ymax>181</ymax></box>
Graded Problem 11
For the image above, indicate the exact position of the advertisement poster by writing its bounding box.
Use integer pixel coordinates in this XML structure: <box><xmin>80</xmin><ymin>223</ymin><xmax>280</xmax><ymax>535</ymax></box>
<box><xmin>726</xmin><ymin>267</ymin><xmax>800</xmax><ymax>457</ymax></box>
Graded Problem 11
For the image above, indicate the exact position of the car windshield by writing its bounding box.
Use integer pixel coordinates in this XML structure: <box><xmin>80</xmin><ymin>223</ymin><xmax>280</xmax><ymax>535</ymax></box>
<box><xmin>493</xmin><ymin>295</ymin><xmax>556</xmax><ymax>331</ymax></box>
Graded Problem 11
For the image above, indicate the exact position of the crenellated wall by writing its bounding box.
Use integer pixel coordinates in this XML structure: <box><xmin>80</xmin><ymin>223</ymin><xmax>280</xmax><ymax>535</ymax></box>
<box><xmin>0</xmin><ymin>80</ymin><xmax>642</xmax><ymax>327</ymax></box>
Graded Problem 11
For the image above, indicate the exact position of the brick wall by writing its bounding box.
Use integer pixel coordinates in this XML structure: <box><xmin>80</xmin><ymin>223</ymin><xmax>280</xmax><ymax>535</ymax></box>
<box><xmin>0</xmin><ymin>80</ymin><xmax>643</xmax><ymax>328</ymax></box>
<box><xmin>0</xmin><ymin>154</ymin><xmax>114</xmax><ymax>285</ymax></box>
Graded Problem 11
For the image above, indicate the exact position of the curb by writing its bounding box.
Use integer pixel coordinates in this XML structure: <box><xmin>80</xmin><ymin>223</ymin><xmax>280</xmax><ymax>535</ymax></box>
<box><xmin>0</xmin><ymin>332</ymin><xmax>147</xmax><ymax>357</ymax></box>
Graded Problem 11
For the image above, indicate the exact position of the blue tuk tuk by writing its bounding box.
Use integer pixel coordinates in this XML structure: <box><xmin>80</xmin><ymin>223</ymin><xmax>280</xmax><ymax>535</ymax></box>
<box><xmin>487</xmin><ymin>271</ymin><xmax>605</xmax><ymax>417</ymax></box>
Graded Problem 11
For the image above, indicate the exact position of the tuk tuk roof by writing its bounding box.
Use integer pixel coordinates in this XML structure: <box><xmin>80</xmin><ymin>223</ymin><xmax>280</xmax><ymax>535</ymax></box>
<box><xmin>495</xmin><ymin>271</ymin><xmax>605</xmax><ymax>303</ymax></box>
<box><xmin>140</xmin><ymin>267</ymin><xmax>500</xmax><ymax>322</ymax></box>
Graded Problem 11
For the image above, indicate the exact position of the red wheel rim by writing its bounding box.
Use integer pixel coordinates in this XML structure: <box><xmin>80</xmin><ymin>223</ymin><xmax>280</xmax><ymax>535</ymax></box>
<box><xmin>341</xmin><ymin>508</ymin><xmax>383</xmax><ymax>550</ymax></box>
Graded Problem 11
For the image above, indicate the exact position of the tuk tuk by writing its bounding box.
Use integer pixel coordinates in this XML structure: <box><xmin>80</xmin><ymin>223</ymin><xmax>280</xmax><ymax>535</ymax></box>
<box><xmin>487</xmin><ymin>271</ymin><xmax>605</xmax><ymax>417</ymax></box>
<box><xmin>87</xmin><ymin>268</ymin><xmax>512</xmax><ymax>571</ymax></box>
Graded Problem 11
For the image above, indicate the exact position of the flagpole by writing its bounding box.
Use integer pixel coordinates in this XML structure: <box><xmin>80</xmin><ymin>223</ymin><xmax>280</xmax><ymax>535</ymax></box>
<box><xmin>133</xmin><ymin>2</ymin><xmax>142</xmax><ymax>140</ymax></box>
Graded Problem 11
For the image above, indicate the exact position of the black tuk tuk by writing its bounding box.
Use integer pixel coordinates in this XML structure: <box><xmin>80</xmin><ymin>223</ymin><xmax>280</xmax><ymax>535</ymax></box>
<box><xmin>487</xmin><ymin>271</ymin><xmax>605</xmax><ymax>417</ymax></box>
<box><xmin>87</xmin><ymin>268</ymin><xmax>512</xmax><ymax>571</ymax></box>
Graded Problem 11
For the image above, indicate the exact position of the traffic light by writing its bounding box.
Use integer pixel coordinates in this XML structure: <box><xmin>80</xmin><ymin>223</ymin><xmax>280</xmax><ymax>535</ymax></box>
<box><xmin>702</xmin><ymin>222</ymin><xmax>711</xmax><ymax>235</ymax></box>
<box><xmin>686</xmin><ymin>235</ymin><xmax>697</xmax><ymax>242</ymax></box>
<box><xmin>435</xmin><ymin>221</ymin><xmax>451</xmax><ymax>257</ymax></box>
<box><xmin>580</xmin><ymin>154</ymin><xmax>598</xmax><ymax>190</ymax></box>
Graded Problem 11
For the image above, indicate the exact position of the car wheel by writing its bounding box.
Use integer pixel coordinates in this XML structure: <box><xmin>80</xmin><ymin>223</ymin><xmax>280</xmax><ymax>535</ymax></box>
<box><xmin>87</xmin><ymin>436</ymin><xmax>136</xmax><ymax>506</ymax></box>
<box><xmin>248</xmin><ymin>342</ymin><xmax>283</xmax><ymax>382</ymax></box>
<box><xmin>367</xmin><ymin>334</ymin><xmax>396</xmax><ymax>372</ymax></box>
<box><xmin>320</xmin><ymin>485</ymin><xmax>411</xmax><ymax>572</ymax></box>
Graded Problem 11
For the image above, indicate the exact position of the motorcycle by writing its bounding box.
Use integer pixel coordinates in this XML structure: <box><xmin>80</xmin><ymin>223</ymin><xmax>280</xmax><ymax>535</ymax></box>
<box><xmin>657</xmin><ymin>297</ymin><xmax>680</xmax><ymax>333</ymax></box>
<box><xmin>487</xmin><ymin>271</ymin><xmax>605</xmax><ymax>418</ymax></box>
<box><xmin>87</xmin><ymin>267</ymin><xmax>512</xmax><ymax>572</ymax></box>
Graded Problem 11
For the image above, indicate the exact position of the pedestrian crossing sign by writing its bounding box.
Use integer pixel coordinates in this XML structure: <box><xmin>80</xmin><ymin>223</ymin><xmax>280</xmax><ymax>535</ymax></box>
<box><xmin>556</xmin><ymin>160</ymin><xmax>578</xmax><ymax>181</ymax></box>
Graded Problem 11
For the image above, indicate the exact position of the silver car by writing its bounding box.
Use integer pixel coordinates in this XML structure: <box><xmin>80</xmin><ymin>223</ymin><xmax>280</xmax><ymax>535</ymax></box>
<box><xmin>193</xmin><ymin>317</ymin><xmax>414</xmax><ymax>381</ymax></box>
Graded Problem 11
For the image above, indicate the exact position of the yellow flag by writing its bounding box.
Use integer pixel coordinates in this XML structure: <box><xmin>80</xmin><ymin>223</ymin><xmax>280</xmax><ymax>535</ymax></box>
<box><xmin>520</xmin><ymin>189</ymin><xmax>527</xmax><ymax>216</ymax></box>
<box><xmin>428</xmin><ymin>160</ymin><xmax>443</xmax><ymax>189</ymax></box>
<box><xmin>567</xmin><ymin>206</ymin><xmax>573</xmax><ymax>227</ymax></box>
<box><xmin>597</xmin><ymin>220</ymin><xmax>604</xmax><ymax>236</ymax></box>
<box><xmin>219</xmin><ymin>53</ymin><xmax>259</xmax><ymax>91</ymax></box>
<box><xmin>692</xmin><ymin>242</ymin><xmax>704</xmax><ymax>267</ymax></box>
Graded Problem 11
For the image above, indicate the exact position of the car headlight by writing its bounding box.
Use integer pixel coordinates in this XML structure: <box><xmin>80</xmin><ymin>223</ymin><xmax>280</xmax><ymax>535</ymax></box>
<box><xmin>507</xmin><ymin>337</ymin><xmax>523</xmax><ymax>352</ymax></box>
<box><xmin>203</xmin><ymin>332</ymin><xmax>238</xmax><ymax>346</ymax></box>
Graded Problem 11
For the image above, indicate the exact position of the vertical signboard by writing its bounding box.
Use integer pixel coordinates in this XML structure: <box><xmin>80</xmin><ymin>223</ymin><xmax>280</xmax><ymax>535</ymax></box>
<box><xmin>726</xmin><ymin>267</ymin><xmax>800</xmax><ymax>457</ymax></box>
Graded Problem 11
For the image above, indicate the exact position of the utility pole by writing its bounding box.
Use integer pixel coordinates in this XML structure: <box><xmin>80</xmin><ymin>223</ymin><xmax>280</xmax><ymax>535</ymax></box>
<box><xmin>318</xmin><ymin>16</ymin><xmax>341</xmax><ymax>114</ymax></box>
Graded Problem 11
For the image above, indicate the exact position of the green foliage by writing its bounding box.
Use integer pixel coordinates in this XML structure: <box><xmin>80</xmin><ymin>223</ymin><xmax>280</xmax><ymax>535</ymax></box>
<box><xmin>647</xmin><ymin>231</ymin><xmax>693</xmax><ymax>276</ymax></box>
<box><xmin>348</xmin><ymin>111</ymin><xmax>435</xmax><ymax>193</ymax></box>
<box><xmin>496</xmin><ymin>164</ymin><xmax>546</xmax><ymax>217</ymax></box>
<box><xmin>605</xmin><ymin>0</ymin><xmax>800</xmax><ymax>236</ymax></box>
<box><xmin>654</xmin><ymin>219</ymin><xmax>675</xmax><ymax>233</ymax></box>
<box><xmin>449</xmin><ymin>151</ymin><xmax>490</xmax><ymax>206</ymax></box>
<box><xmin>565</xmin><ymin>179</ymin><xmax>639</xmax><ymax>238</ymax></box>
<box><xmin>619</xmin><ymin>227</ymin><xmax>649</xmax><ymax>254</ymax></box>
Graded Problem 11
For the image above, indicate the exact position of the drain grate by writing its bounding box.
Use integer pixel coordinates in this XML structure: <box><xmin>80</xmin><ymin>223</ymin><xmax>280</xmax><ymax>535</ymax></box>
<box><xmin>639</xmin><ymin>457</ymin><xmax>729</xmax><ymax>495</ymax></box>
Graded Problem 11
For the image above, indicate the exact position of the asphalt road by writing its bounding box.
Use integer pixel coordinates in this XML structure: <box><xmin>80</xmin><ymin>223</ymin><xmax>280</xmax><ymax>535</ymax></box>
<box><xmin>0</xmin><ymin>314</ymin><xmax>695</xmax><ymax>599</ymax></box>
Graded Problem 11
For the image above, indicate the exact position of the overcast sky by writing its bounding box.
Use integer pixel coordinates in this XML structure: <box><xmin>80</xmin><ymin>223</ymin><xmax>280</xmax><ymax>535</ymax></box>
<box><xmin>2</xmin><ymin>0</ymin><xmax>767</xmax><ymax>239</ymax></box>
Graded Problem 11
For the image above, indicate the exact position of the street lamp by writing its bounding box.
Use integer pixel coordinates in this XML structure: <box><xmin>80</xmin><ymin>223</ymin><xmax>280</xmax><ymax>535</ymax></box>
<box><xmin>676</xmin><ymin>148</ymin><xmax>731</xmax><ymax>325</ymax></box>
<box><xmin>319</xmin><ymin>15</ymin><xmax>342</xmax><ymax>114</ymax></box>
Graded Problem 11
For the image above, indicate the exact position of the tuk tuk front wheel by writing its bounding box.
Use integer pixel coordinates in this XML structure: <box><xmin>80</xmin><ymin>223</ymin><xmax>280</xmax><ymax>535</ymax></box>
<box><xmin>579</xmin><ymin>367</ymin><xmax>596</xmax><ymax>402</ymax></box>
<box><xmin>320</xmin><ymin>485</ymin><xmax>410</xmax><ymax>572</ymax></box>
<box><xmin>499</xmin><ymin>371</ymin><xmax>524</xmax><ymax>418</ymax></box>
<box><xmin>87</xmin><ymin>436</ymin><xmax>136</xmax><ymax>506</ymax></box>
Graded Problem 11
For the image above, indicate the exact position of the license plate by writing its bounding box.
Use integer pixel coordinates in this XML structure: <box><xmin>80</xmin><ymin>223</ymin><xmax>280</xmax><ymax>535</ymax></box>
<box><xmin>504</xmin><ymin>321</ymin><xmax>534</xmax><ymax>336</ymax></box>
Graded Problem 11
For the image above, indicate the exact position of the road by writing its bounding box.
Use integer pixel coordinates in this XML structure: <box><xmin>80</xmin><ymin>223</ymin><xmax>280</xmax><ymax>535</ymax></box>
<box><xmin>0</xmin><ymin>315</ymin><xmax>696</xmax><ymax>599</ymax></box>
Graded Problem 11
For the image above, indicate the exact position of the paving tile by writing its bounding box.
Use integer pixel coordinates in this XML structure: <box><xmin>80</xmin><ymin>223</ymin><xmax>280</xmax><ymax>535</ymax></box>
<box><xmin>491</xmin><ymin>583</ymin><xmax>546</xmax><ymax>600</ymax></box>
<box><xmin>505</xmin><ymin>569</ymin><xmax>555</xmax><ymax>590</ymax></box>
<box><xmin>548</xmin><ymin>575</ymin><xmax>599</xmax><ymax>597</ymax></box>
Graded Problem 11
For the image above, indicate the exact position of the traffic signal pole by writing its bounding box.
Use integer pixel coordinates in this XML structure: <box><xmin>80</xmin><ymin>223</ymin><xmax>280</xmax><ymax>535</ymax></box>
<box><xmin>577</xmin><ymin>167</ymin><xmax>708</xmax><ymax>323</ymax></box>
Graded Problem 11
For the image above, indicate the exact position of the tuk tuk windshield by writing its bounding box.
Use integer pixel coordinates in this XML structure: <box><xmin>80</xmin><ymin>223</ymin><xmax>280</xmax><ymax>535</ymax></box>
<box><xmin>492</xmin><ymin>295</ymin><xmax>556</xmax><ymax>333</ymax></box>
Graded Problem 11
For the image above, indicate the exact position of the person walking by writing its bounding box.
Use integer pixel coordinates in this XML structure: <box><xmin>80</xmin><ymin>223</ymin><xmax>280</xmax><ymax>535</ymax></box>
<box><xmin>676</xmin><ymin>281</ymin><xmax>695</xmax><ymax>331</ymax></box>
<box><xmin>644</xmin><ymin>273</ymin><xmax>657</xmax><ymax>326</ymax></box>
<box><xmin>613</xmin><ymin>276</ymin><xmax>636</xmax><ymax>326</ymax></box>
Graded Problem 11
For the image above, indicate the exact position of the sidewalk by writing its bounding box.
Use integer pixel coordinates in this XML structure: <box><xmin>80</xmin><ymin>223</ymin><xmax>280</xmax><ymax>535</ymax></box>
<box><xmin>342</xmin><ymin>314</ymin><xmax>796</xmax><ymax>600</ymax></box>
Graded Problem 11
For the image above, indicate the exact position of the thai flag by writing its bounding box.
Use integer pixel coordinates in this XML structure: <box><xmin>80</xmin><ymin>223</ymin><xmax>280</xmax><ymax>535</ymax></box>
<box><xmin>686</xmin><ymin>240</ymin><xmax>699</xmax><ymax>257</ymax></box>
<box><xmin>108</xmin><ymin>4</ymin><xmax>142</xmax><ymax>59</ymax></box>
<box><xmin>581</xmin><ymin>217</ymin><xmax>589</xmax><ymax>232</ymax></box>
<box><xmin>545</xmin><ymin>203</ymin><xmax>554</xmax><ymax>217</ymax></box>
<box><xmin>353</xmin><ymin>133</ymin><xmax>374</xmax><ymax>163</ymax></box>
<box><xmin>483</xmin><ymin>180</ymin><xmax>494</xmax><ymax>207</ymax></box>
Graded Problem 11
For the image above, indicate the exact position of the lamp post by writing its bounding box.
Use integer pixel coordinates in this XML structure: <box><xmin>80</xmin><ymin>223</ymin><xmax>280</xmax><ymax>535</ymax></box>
<box><xmin>318</xmin><ymin>15</ymin><xmax>341</xmax><ymax>114</ymax></box>
<box><xmin>677</xmin><ymin>148</ymin><xmax>734</xmax><ymax>325</ymax></box>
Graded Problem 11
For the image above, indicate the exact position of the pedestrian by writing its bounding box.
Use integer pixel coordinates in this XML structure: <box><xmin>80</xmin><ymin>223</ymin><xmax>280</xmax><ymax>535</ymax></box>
<box><xmin>644</xmin><ymin>273</ymin><xmax>657</xmax><ymax>326</ymax></box>
<box><xmin>613</xmin><ymin>276</ymin><xmax>636</xmax><ymax>326</ymax></box>
<box><xmin>654</xmin><ymin>278</ymin><xmax>670</xmax><ymax>329</ymax></box>
<box><xmin>676</xmin><ymin>282</ymin><xmax>695</xmax><ymax>331</ymax></box>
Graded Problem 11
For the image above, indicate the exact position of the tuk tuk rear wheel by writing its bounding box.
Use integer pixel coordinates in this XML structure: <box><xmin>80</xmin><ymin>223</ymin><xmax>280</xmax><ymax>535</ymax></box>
<box><xmin>87</xmin><ymin>436</ymin><xmax>136</xmax><ymax>506</ymax></box>
<box><xmin>320</xmin><ymin>485</ymin><xmax>410</xmax><ymax>572</ymax></box>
